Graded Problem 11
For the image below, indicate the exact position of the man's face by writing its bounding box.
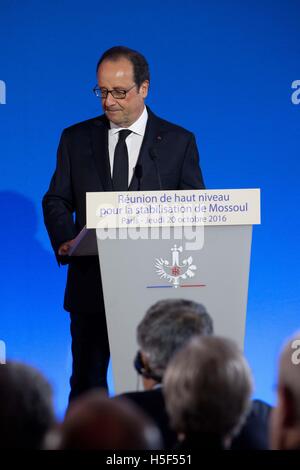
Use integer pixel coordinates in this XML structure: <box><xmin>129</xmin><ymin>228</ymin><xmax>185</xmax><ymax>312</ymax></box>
<box><xmin>97</xmin><ymin>57</ymin><xmax>149</xmax><ymax>127</ymax></box>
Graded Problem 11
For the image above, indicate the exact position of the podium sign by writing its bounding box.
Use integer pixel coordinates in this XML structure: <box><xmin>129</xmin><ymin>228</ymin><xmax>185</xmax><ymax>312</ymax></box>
<box><xmin>86</xmin><ymin>188</ymin><xmax>260</xmax><ymax>229</ymax></box>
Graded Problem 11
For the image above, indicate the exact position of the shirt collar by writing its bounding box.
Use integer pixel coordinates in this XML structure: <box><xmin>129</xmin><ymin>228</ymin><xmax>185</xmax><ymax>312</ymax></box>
<box><xmin>109</xmin><ymin>106</ymin><xmax>148</xmax><ymax>137</ymax></box>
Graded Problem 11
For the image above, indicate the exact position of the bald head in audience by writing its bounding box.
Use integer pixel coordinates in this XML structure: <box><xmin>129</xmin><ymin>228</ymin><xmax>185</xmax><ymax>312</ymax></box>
<box><xmin>164</xmin><ymin>336</ymin><xmax>253</xmax><ymax>449</ymax></box>
<box><xmin>55</xmin><ymin>391</ymin><xmax>162</xmax><ymax>450</ymax></box>
<box><xmin>270</xmin><ymin>333</ymin><xmax>300</xmax><ymax>450</ymax></box>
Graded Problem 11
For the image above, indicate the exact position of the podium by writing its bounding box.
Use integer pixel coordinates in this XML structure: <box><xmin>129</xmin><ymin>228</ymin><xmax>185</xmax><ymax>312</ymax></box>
<box><xmin>70</xmin><ymin>189</ymin><xmax>260</xmax><ymax>394</ymax></box>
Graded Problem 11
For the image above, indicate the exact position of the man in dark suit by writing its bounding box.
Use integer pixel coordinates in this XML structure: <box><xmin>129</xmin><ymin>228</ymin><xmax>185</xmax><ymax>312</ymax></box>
<box><xmin>42</xmin><ymin>46</ymin><xmax>205</xmax><ymax>402</ymax></box>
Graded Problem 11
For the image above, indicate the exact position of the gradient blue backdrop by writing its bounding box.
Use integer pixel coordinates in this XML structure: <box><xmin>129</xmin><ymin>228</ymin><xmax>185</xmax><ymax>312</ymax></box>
<box><xmin>0</xmin><ymin>0</ymin><xmax>299</xmax><ymax>417</ymax></box>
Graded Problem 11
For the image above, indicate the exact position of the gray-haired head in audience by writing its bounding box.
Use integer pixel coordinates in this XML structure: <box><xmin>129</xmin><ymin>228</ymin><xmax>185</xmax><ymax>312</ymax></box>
<box><xmin>164</xmin><ymin>335</ymin><xmax>253</xmax><ymax>449</ymax></box>
<box><xmin>270</xmin><ymin>332</ymin><xmax>300</xmax><ymax>450</ymax></box>
<box><xmin>136</xmin><ymin>299</ymin><xmax>213</xmax><ymax>387</ymax></box>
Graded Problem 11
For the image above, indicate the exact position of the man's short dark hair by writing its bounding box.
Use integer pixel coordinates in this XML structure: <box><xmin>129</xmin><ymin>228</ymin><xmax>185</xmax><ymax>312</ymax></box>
<box><xmin>96</xmin><ymin>46</ymin><xmax>150</xmax><ymax>88</ymax></box>
<box><xmin>137</xmin><ymin>299</ymin><xmax>213</xmax><ymax>380</ymax></box>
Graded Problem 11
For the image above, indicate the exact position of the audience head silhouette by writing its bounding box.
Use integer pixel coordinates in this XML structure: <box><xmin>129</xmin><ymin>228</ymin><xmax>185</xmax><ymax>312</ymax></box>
<box><xmin>0</xmin><ymin>361</ymin><xmax>55</xmax><ymax>449</ymax></box>
<box><xmin>164</xmin><ymin>336</ymin><xmax>253</xmax><ymax>449</ymax></box>
<box><xmin>270</xmin><ymin>332</ymin><xmax>300</xmax><ymax>450</ymax></box>
<box><xmin>54</xmin><ymin>390</ymin><xmax>162</xmax><ymax>450</ymax></box>
<box><xmin>136</xmin><ymin>299</ymin><xmax>213</xmax><ymax>389</ymax></box>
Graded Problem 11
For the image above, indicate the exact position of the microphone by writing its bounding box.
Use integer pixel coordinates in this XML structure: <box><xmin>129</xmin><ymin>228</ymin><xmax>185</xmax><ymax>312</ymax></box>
<box><xmin>149</xmin><ymin>147</ymin><xmax>162</xmax><ymax>190</ymax></box>
<box><xmin>135</xmin><ymin>164</ymin><xmax>143</xmax><ymax>191</ymax></box>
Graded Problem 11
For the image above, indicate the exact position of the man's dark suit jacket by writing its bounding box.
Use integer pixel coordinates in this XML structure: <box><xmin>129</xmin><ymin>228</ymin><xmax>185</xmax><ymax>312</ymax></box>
<box><xmin>120</xmin><ymin>388</ymin><xmax>272</xmax><ymax>450</ymax></box>
<box><xmin>119</xmin><ymin>388</ymin><xmax>177</xmax><ymax>449</ymax></box>
<box><xmin>42</xmin><ymin>107</ymin><xmax>205</xmax><ymax>313</ymax></box>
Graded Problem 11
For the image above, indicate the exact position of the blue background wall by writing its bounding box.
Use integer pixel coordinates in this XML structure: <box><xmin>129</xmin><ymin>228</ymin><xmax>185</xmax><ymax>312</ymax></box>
<box><xmin>1</xmin><ymin>0</ymin><xmax>299</xmax><ymax>417</ymax></box>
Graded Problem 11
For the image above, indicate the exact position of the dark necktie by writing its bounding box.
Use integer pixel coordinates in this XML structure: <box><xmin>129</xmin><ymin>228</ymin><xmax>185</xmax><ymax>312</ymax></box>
<box><xmin>112</xmin><ymin>129</ymin><xmax>132</xmax><ymax>191</ymax></box>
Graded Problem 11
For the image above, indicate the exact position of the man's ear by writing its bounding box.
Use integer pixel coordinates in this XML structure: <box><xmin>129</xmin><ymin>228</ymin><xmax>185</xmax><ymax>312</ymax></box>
<box><xmin>139</xmin><ymin>80</ymin><xmax>149</xmax><ymax>99</ymax></box>
<box><xmin>140</xmin><ymin>351</ymin><xmax>151</xmax><ymax>374</ymax></box>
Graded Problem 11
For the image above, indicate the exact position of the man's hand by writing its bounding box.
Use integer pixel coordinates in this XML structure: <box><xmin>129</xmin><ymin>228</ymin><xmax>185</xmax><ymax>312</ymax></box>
<box><xmin>58</xmin><ymin>239</ymin><xmax>76</xmax><ymax>256</ymax></box>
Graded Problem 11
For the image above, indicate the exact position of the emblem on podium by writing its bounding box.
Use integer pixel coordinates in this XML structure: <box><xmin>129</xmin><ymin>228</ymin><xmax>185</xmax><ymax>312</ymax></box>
<box><xmin>155</xmin><ymin>245</ymin><xmax>197</xmax><ymax>288</ymax></box>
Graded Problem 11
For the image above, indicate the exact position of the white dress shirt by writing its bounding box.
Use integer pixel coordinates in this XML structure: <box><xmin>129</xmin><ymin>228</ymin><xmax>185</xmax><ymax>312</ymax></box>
<box><xmin>108</xmin><ymin>106</ymin><xmax>148</xmax><ymax>186</ymax></box>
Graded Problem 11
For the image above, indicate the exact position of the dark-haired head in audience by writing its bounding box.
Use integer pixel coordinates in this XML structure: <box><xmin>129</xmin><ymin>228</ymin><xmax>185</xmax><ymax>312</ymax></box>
<box><xmin>0</xmin><ymin>361</ymin><xmax>55</xmax><ymax>449</ymax></box>
<box><xmin>136</xmin><ymin>298</ymin><xmax>213</xmax><ymax>389</ymax></box>
<box><xmin>270</xmin><ymin>332</ymin><xmax>300</xmax><ymax>450</ymax></box>
<box><xmin>51</xmin><ymin>390</ymin><xmax>162</xmax><ymax>450</ymax></box>
<box><xmin>164</xmin><ymin>336</ymin><xmax>253</xmax><ymax>449</ymax></box>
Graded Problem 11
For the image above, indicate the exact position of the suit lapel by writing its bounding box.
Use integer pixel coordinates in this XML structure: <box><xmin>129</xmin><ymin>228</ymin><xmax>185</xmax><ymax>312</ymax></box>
<box><xmin>128</xmin><ymin>108</ymin><xmax>161</xmax><ymax>191</ymax></box>
<box><xmin>90</xmin><ymin>116</ymin><xmax>113</xmax><ymax>191</ymax></box>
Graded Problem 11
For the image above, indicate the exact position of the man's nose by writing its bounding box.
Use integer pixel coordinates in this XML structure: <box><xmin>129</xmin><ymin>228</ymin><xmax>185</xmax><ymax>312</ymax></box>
<box><xmin>104</xmin><ymin>91</ymin><xmax>117</xmax><ymax>106</ymax></box>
